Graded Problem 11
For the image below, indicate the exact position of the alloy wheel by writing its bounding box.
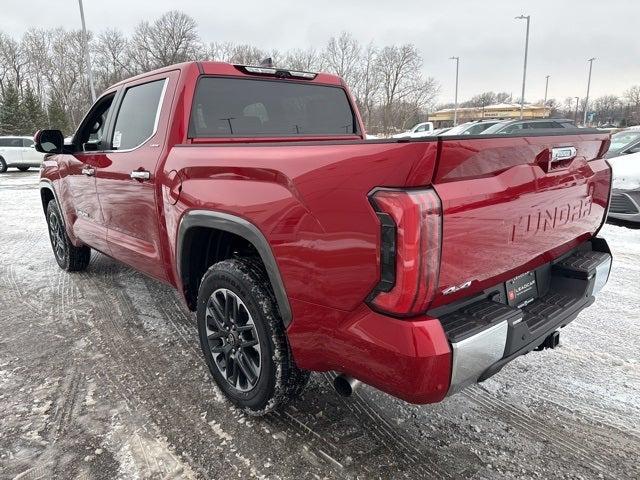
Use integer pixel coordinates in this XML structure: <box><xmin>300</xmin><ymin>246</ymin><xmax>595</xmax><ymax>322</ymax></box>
<box><xmin>48</xmin><ymin>211</ymin><xmax>66</xmax><ymax>261</ymax></box>
<box><xmin>204</xmin><ymin>288</ymin><xmax>262</xmax><ymax>392</ymax></box>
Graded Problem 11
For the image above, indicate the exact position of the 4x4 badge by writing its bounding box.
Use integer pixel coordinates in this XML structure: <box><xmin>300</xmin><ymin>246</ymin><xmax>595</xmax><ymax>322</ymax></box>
<box><xmin>442</xmin><ymin>280</ymin><xmax>472</xmax><ymax>295</ymax></box>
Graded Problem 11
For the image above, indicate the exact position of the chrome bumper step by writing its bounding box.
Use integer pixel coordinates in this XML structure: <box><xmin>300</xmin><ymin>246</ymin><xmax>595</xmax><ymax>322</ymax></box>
<box><xmin>440</xmin><ymin>240</ymin><xmax>612</xmax><ymax>396</ymax></box>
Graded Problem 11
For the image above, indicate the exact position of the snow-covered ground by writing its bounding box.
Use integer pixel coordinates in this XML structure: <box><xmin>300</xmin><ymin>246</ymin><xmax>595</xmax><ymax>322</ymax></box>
<box><xmin>0</xmin><ymin>170</ymin><xmax>638</xmax><ymax>479</ymax></box>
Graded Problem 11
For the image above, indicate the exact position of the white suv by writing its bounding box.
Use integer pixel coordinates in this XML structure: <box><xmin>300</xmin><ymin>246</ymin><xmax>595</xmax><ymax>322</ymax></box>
<box><xmin>0</xmin><ymin>136</ymin><xmax>45</xmax><ymax>173</ymax></box>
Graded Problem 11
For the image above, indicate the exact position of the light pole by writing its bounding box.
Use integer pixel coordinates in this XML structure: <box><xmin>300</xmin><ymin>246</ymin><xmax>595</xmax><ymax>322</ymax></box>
<box><xmin>78</xmin><ymin>0</ymin><xmax>96</xmax><ymax>102</ymax></box>
<box><xmin>543</xmin><ymin>75</ymin><xmax>550</xmax><ymax>106</ymax></box>
<box><xmin>515</xmin><ymin>14</ymin><xmax>530</xmax><ymax>120</ymax></box>
<box><xmin>449</xmin><ymin>56</ymin><xmax>460</xmax><ymax>126</ymax></box>
<box><xmin>574</xmin><ymin>96</ymin><xmax>580</xmax><ymax>124</ymax></box>
<box><xmin>583</xmin><ymin>57</ymin><xmax>596</xmax><ymax>126</ymax></box>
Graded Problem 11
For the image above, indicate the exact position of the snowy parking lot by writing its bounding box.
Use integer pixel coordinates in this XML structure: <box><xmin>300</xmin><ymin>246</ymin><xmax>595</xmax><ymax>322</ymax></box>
<box><xmin>0</xmin><ymin>170</ymin><xmax>638</xmax><ymax>480</ymax></box>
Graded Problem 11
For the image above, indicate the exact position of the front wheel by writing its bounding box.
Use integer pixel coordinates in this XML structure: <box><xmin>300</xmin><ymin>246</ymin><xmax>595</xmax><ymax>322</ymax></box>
<box><xmin>197</xmin><ymin>258</ymin><xmax>309</xmax><ymax>415</ymax></box>
<box><xmin>46</xmin><ymin>201</ymin><xmax>91</xmax><ymax>271</ymax></box>
<box><xmin>0</xmin><ymin>157</ymin><xmax>7</xmax><ymax>173</ymax></box>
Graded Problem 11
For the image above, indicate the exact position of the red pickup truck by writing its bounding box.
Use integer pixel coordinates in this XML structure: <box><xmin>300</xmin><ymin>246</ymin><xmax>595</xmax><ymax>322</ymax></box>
<box><xmin>36</xmin><ymin>61</ymin><xmax>612</xmax><ymax>414</ymax></box>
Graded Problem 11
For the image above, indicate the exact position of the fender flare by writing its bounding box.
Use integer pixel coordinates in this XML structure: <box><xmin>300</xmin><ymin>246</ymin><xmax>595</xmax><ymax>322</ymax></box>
<box><xmin>177</xmin><ymin>210</ymin><xmax>292</xmax><ymax>326</ymax></box>
<box><xmin>39</xmin><ymin>180</ymin><xmax>66</xmax><ymax>228</ymax></box>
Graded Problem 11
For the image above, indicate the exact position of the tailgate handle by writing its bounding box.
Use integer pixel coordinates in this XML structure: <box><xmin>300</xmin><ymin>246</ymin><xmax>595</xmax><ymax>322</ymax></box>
<box><xmin>538</xmin><ymin>147</ymin><xmax>577</xmax><ymax>172</ymax></box>
<box><xmin>550</xmin><ymin>146</ymin><xmax>577</xmax><ymax>167</ymax></box>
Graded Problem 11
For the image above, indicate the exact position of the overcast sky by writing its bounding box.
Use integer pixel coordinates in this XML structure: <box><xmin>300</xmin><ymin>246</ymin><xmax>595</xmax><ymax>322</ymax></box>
<box><xmin>3</xmin><ymin>0</ymin><xmax>639</xmax><ymax>104</ymax></box>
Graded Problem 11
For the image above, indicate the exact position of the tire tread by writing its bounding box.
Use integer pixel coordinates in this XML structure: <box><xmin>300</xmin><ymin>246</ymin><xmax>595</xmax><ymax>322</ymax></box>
<box><xmin>197</xmin><ymin>257</ymin><xmax>309</xmax><ymax>415</ymax></box>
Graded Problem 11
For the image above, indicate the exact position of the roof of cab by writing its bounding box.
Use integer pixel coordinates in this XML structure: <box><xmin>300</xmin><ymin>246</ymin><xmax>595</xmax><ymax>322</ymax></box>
<box><xmin>110</xmin><ymin>61</ymin><xmax>344</xmax><ymax>90</ymax></box>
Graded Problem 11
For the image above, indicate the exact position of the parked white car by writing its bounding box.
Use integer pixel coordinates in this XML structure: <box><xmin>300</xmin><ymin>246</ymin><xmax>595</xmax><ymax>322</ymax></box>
<box><xmin>392</xmin><ymin>122</ymin><xmax>434</xmax><ymax>139</ymax></box>
<box><xmin>440</xmin><ymin>120</ymin><xmax>501</xmax><ymax>136</ymax></box>
<box><xmin>0</xmin><ymin>136</ymin><xmax>45</xmax><ymax>173</ymax></box>
<box><xmin>608</xmin><ymin>151</ymin><xmax>640</xmax><ymax>224</ymax></box>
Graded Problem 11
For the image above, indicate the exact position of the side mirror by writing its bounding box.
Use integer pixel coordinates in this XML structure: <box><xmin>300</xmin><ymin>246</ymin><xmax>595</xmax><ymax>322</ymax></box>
<box><xmin>34</xmin><ymin>129</ymin><xmax>64</xmax><ymax>154</ymax></box>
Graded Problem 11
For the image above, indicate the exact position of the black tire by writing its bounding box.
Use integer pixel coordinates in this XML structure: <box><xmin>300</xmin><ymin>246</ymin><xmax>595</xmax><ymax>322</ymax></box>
<box><xmin>46</xmin><ymin>200</ymin><xmax>91</xmax><ymax>271</ymax></box>
<box><xmin>0</xmin><ymin>157</ymin><xmax>7</xmax><ymax>173</ymax></box>
<box><xmin>197</xmin><ymin>258</ymin><xmax>309</xmax><ymax>415</ymax></box>
<box><xmin>17</xmin><ymin>166</ymin><xmax>30</xmax><ymax>172</ymax></box>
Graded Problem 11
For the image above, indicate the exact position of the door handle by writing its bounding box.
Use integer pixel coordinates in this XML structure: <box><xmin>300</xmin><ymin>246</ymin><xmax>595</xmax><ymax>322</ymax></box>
<box><xmin>81</xmin><ymin>166</ymin><xmax>95</xmax><ymax>176</ymax></box>
<box><xmin>130</xmin><ymin>170</ymin><xmax>151</xmax><ymax>181</ymax></box>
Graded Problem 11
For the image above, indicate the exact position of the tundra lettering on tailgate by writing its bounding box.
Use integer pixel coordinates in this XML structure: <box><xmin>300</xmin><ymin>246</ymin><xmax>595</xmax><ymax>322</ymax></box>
<box><xmin>510</xmin><ymin>194</ymin><xmax>593</xmax><ymax>242</ymax></box>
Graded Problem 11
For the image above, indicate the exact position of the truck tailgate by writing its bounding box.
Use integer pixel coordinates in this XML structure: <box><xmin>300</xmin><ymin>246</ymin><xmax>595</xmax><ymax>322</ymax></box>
<box><xmin>430</xmin><ymin>133</ymin><xmax>611</xmax><ymax>307</ymax></box>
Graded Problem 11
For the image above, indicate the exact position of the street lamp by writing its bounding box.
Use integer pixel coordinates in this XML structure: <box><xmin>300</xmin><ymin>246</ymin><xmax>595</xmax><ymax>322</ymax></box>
<box><xmin>583</xmin><ymin>58</ymin><xmax>596</xmax><ymax>126</ymax></box>
<box><xmin>574</xmin><ymin>96</ymin><xmax>580</xmax><ymax>124</ymax></box>
<box><xmin>449</xmin><ymin>56</ymin><xmax>460</xmax><ymax>126</ymax></box>
<box><xmin>515</xmin><ymin>14</ymin><xmax>531</xmax><ymax>120</ymax></box>
<box><xmin>78</xmin><ymin>0</ymin><xmax>96</xmax><ymax>102</ymax></box>
<box><xmin>544</xmin><ymin>75</ymin><xmax>550</xmax><ymax>106</ymax></box>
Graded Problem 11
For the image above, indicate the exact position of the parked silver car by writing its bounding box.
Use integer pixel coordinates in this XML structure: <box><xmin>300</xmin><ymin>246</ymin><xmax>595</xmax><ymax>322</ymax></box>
<box><xmin>0</xmin><ymin>136</ymin><xmax>45</xmax><ymax>173</ymax></box>
<box><xmin>480</xmin><ymin>118</ymin><xmax>576</xmax><ymax>135</ymax></box>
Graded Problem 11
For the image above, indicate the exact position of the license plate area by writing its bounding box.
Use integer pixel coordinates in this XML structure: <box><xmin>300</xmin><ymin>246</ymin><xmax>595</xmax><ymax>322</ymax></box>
<box><xmin>506</xmin><ymin>270</ymin><xmax>538</xmax><ymax>308</ymax></box>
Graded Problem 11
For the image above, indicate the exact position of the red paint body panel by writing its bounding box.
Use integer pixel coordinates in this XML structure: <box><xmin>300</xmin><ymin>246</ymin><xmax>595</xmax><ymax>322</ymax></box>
<box><xmin>431</xmin><ymin>136</ymin><xmax>610</xmax><ymax>307</ymax></box>
<box><xmin>40</xmin><ymin>61</ymin><xmax>612</xmax><ymax>405</ymax></box>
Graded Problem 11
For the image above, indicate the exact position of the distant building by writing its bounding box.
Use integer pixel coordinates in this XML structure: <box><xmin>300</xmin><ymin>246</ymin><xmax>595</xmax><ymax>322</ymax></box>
<box><xmin>430</xmin><ymin>103</ymin><xmax>552</xmax><ymax>127</ymax></box>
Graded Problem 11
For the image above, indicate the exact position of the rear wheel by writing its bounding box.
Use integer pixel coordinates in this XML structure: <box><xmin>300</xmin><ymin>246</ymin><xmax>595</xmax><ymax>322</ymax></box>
<box><xmin>197</xmin><ymin>258</ymin><xmax>309</xmax><ymax>415</ymax></box>
<box><xmin>0</xmin><ymin>157</ymin><xmax>7</xmax><ymax>173</ymax></box>
<box><xmin>46</xmin><ymin>200</ymin><xmax>91</xmax><ymax>271</ymax></box>
<box><xmin>17</xmin><ymin>166</ymin><xmax>29</xmax><ymax>172</ymax></box>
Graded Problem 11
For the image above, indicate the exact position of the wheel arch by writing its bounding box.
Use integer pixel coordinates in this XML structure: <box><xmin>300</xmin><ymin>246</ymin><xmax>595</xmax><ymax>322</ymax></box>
<box><xmin>39</xmin><ymin>180</ymin><xmax>63</xmax><ymax>225</ymax></box>
<box><xmin>177</xmin><ymin>210</ymin><xmax>292</xmax><ymax>326</ymax></box>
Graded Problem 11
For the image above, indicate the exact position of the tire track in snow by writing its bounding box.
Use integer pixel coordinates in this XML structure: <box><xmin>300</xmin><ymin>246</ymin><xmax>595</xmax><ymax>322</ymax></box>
<box><xmin>463</xmin><ymin>386</ymin><xmax>612</xmax><ymax>477</ymax></box>
<box><xmin>77</xmin><ymin>266</ymin><xmax>257</xmax><ymax>478</ymax></box>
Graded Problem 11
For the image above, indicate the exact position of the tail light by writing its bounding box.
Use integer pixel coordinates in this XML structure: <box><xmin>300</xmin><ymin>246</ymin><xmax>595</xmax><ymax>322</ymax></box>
<box><xmin>368</xmin><ymin>188</ymin><xmax>442</xmax><ymax>316</ymax></box>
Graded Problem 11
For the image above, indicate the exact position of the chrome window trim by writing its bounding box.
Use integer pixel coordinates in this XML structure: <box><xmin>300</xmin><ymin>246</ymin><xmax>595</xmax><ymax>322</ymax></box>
<box><xmin>101</xmin><ymin>78</ymin><xmax>168</xmax><ymax>154</ymax></box>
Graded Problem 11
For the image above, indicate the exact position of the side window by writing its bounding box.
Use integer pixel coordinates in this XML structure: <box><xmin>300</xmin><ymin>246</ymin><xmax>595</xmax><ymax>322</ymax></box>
<box><xmin>531</xmin><ymin>121</ymin><xmax>558</xmax><ymax>129</ymax></box>
<box><xmin>503</xmin><ymin>123</ymin><xmax>523</xmax><ymax>134</ymax></box>
<box><xmin>415</xmin><ymin>124</ymin><xmax>425</xmax><ymax>132</ymax></box>
<box><xmin>76</xmin><ymin>93</ymin><xmax>115</xmax><ymax>151</ymax></box>
<box><xmin>0</xmin><ymin>137</ymin><xmax>22</xmax><ymax>147</ymax></box>
<box><xmin>22</xmin><ymin>138</ymin><xmax>35</xmax><ymax>148</ymax></box>
<box><xmin>112</xmin><ymin>79</ymin><xmax>165</xmax><ymax>151</ymax></box>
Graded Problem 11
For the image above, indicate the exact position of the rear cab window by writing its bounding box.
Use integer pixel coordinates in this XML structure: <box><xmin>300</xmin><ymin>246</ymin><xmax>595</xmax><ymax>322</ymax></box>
<box><xmin>189</xmin><ymin>77</ymin><xmax>358</xmax><ymax>138</ymax></box>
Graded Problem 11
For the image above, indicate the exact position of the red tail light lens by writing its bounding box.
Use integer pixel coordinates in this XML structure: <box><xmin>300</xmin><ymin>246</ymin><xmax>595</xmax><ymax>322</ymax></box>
<box><xmin>368</xmin><ymin>188</ymin><xmax>442</xmax><ymax>316</ymax></box>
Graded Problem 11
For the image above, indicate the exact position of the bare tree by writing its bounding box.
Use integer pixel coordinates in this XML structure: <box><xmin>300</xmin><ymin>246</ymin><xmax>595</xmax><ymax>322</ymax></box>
<box><xmin>323</xmin><ymin>32</ymin><xmax>361</xmax><ymax>89</ymax></box>
<box><xmin>0</xmin><ymin>32</ymin><xmax>27</xmax><ymax>97</ymax></box>
<box><xmin>350</xmin><ymin>43</ymin><xmax>379</xmax><ymax>127</ymax></box>
<box><xmin>624</xmin><ymin>85</ymin><xmax>640</xmax><ymax>106</ymax></box>
<box><xmin>130</xmin><ymin>11</ymin><xmax>202</xmax><ymax>71</ymax></box>
<box><xmin>592</xmin><ymin>95</ymin><xmax>623</xmax><ymax>125</ymax></box>
<box><xmin>44</xmin><ymin>29</ymin><xmax>91</xmax><ymax>127</ymax></box>
<box><xmin>93</xmin><ymin>29</ymin><xmax>136</xmax><ymax>92</ymax></box>
<box><xmin>283</xmin><ymin>48</ymin><xmax>323</xmax><ymax>71</ymax></box>
<box><xmin>624</xmin><ymin>85</ymin><xmax>640</xmax><ymax>124</ymax></box>
<box><xmin>376</xmin><ymin>44</ymin><xmax>439</xmax><ymax>133</ymax></box>
<box><xmin>207</xmin><ymin>42</ymin><xmax>265</xmax><ymax>65</ymax></box>
<box><xmin>21</xmin><ymin>29</ymin><xmax>50</xmax><ymax>101</ymax></box>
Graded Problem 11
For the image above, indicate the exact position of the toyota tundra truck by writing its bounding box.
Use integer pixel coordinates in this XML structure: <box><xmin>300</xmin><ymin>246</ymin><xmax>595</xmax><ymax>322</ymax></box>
<box><xmin>36</xmin><ymin>61</ymin><xmax>613</xmax><ymax>414</ymax></box>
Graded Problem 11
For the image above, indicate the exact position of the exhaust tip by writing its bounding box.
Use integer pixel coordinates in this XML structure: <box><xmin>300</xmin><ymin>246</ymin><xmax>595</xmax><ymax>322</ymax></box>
<box><xmin>334</xmin><ymin>374</ymin><xmax>360</xmax><ymax>397</ymax></box>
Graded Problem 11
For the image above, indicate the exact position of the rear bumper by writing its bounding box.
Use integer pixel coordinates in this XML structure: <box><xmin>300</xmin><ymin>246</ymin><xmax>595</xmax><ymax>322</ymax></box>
<box><xmin>288</xmin><ymin>238</ymin><xmax>611</xmax><ymax>404</ymax></box>
<box><xmin>442</xmin><ymin>238</ymin><xmax>611</xmax><ymax>396</ymax></box>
